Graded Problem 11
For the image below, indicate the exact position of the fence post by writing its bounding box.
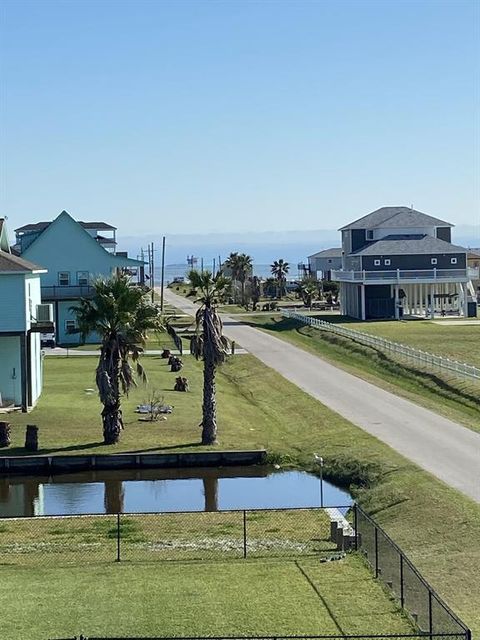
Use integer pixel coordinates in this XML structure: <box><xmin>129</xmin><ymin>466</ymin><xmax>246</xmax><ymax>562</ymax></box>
<box><xmin>353</xmin><ymin>504</ymin><xmax>358</xmax><ymax>551</ymax></box>
<box><xmin>116</xmin><ymin>512</ymin><xmax>121</xmax><ymax>562</ymax></box>
<box><xmin>374</xmin><ymin>526</ymin><xmax>379</xmax><ymax>578</ymax></box>
<box><xmin>400</xmin><ymin>553</ymin><xmax>404</xmax><ymax>609</ymax></box>
<box><xmin>429</xmin><ymin>591</ymin><xmax>433</xmax><ymax>636</ymax></box>
<box><xmin>243</xmin><ymin>510</ymin><xmax>247</xmax><ymax>559</ymax></box>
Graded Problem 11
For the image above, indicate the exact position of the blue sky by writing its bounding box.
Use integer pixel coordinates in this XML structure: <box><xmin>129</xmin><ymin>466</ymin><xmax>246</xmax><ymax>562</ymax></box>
<box><xmin>1</xmin><ymin>0</ymin><xmax>478</xmax><ymax>234</ymax></box>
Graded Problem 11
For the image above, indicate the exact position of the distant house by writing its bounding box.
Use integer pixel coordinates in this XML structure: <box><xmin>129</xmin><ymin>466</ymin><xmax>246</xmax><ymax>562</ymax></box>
<box><xmin>307</xmin><ymin>248</ymin><xmax>342</xmax><ymax>280</ymax></box>
<box><xmin>0</xmin><ymin>218</ymin><xmax>10</xmax><ymax>252</ymax></box>
<box><xmin>331</xmin><ymin>206</ymin><xmax>478</xmax><ymax>320</ymax></box>
<box><xmin>14</xmin><ymin>211</ymin><xmax>145</xmax><ymax>344</ymax></box>
<box><xmin>0</xmin><ymin>218</ymin><xmax>50</xmax><ymax>411</ymax></box>
<box><xmin>467</xmin><ymin>249</ymin><xmax>480</xmax><ymax>302</ymax></box>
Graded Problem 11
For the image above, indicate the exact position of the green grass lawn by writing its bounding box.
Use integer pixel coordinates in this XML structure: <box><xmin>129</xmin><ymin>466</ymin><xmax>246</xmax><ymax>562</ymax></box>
<box><xmin>4</xmin><ymin>353</ymin><xmax>480</xmax><ymax>634</ymax></box>
<box><xmin>272</xmin><ymin>313</ymin><xmax>480</xmax><ymax>367</ymax></box>
<box><xmin>0</xmin><ymin>556</ymin><xmax>412</xmax><ymax>639</ymax></box>
<box><xmin>241</xmin><ymin>314</ymin><xmax>480</xmax><ymax>433</ymax></box>
<box><xmin>330</xmin><ymin>316</ymin><xmax>480</xmax><ymax>367</ymax></box>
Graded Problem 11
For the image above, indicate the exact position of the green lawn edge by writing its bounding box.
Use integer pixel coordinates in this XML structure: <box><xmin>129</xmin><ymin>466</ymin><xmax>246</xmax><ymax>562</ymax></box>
<box><xmin>4</xmin><ymin>353</ymin><xmax>480</xmax><ymax>634</ymax></box>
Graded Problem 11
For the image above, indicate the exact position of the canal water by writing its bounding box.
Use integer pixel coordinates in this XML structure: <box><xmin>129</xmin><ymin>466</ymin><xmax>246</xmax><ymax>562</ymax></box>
<box><xmin>0</xmin><ymin>467</ymin><xmax>352</xmax><ymax>517</ymax></box>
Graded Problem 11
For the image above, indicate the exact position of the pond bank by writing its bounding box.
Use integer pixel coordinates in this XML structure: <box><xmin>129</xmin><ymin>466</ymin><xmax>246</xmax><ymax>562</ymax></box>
<box><xmin>0</xmin><ymin>449</ymin><xmax>267</xmax><ymax>475</ymax></box>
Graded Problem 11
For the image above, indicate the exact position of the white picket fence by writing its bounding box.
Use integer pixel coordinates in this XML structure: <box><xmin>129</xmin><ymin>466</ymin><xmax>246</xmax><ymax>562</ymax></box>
<box><xmin>281</xmin><ymin>310</ymin><xmax>480</xmax><ymax>383</ymax></box>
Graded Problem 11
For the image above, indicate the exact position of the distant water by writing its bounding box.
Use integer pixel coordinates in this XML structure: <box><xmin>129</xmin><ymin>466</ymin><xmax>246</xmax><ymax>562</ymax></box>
<box><xmin>156</xmin><ymin>263</ymin><xmax>301</xmax><ymax>284</ymax></box>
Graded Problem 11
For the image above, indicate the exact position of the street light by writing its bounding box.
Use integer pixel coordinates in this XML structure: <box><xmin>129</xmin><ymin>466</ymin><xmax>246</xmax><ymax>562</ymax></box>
<box><xmin>313</xmin><ymin>453</ymin><xmax>324</xmax><ymax>508</ymax></box>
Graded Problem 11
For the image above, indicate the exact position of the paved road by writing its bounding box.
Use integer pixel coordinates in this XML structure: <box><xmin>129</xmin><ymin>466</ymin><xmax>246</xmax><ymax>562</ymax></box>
<box><xmin>164</xmin><ymin>289</ymin><xmax>480</xmax><ymax>503</ymax></box>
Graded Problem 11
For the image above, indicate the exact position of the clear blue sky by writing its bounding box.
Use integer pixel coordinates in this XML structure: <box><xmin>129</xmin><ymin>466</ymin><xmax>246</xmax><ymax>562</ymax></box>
<box><xmin>1</xmin><ymin>0</ymin><xmax>478</xmax><ymax>234</ymax></box>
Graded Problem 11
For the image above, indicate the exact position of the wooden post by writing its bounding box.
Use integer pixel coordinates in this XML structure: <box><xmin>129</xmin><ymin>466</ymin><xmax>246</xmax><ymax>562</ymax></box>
<box><xmin>25</xmin><ymin>424</ymin><xmax>38</xmax><ymax>451</ymax></box>
<box><xmin>0</xmin><ymin>422</ymin><xmax>11</xmax><ymax>448</ymax></box>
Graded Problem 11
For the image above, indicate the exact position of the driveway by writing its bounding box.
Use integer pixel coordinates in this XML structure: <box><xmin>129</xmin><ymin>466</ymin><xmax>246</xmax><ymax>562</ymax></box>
<box><xmin>163</xmin><ymin>289</ymin><xmax>480</xmax><ymax>503</ymax></box>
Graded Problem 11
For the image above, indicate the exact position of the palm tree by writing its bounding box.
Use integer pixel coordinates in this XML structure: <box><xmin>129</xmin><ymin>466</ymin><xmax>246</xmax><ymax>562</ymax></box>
<box><xmin>270</xmin><ymin>259</ymin><xmax>290</xmax><ymax>298</ymax></box>
<box><xmin>249</xmin><ymin>275</ymin><xmax>261</xmax><ymax>311</ymax></box>
<box><xmin>188</xmin><ymin>270</ymin><xmax>230</xmax><ymax>445</ymax></box>
<box><xmin>223</xmin><ymin>252</ymin><xmax>253</xmax><ymax>306</ymax></box>
<box><xmin>298</xmin><ymin>277</ymin><xmax>320</xmax><ymax>308</ymax></box>
<box><xmin>70</xmin><ymin>274</ymin><xmax>163</xmax><ymax>444</ymax></box>
<box><xmin>236</xmin><ymin>253</ymin><xmax>253</xmax><ymax>306</ymax></box>
<box><xmin>223</xmin><ymin>252</ymin><xmax>240</xmax><ymax>303</ymax></box>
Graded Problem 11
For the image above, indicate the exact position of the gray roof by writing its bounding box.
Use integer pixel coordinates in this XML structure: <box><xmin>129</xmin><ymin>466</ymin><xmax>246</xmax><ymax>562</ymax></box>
<box><xmin>350</xmin><ymin>235</ymin><xmax>467</xmax><ymax>256</ymax></box>
<box><xmin>308</xmin><ymin>247</ymin><xmax>342</xmax><ymax>259</ymax></box>
<box><xmin>0</xmin><ymin>250</ymin><xmax>46</xmax><ymax>273</ymax></box>
<box><xmin>339</xmin><ymin>207</ymin><xmax>453</xmax><ymax>231</ymax></box>
<box><xmin>15</xmin><ymin>213</ymin><xmax>116</xmax><ymax>234</ymax></box>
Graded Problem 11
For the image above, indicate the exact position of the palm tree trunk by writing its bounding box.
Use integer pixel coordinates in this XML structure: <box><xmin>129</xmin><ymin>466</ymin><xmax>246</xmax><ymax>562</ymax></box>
<box><xmin>102</xmin><ymin>405</ymin><xmax>123</xmax><ymax>444</ymax></box>
<box><xmin>201</xmin><ymin>358</ymin><xmax>218</xmax><ymax>445</ymax></box>
<box><xmin>98</xmin><ymin>343</ymin><xmax>123</xmax><ymax>445</ymax></box>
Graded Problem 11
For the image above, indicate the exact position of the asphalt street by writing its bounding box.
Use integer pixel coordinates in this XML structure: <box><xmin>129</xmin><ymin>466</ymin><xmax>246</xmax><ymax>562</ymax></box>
<box><xmin>164</xmin><ymin>288</ymin><xmax>480</xmax><ymax>503</ymax></box>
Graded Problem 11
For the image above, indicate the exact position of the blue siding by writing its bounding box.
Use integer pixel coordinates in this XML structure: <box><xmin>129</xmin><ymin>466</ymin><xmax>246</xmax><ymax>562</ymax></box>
<box><xmin>57</xmin><ymin>300</ymin><xmax>101</xmax><ymax>345</ymax></box>
<box><xmin>21</xmin><ymin>211</ymin><xmax>143</xmax><ymax>287</ymax></box>
<box><xmin>0</xmin><ymin>336</ymin><xmax>22</xmax><ymax>406</ymax></box>
<box><xmin>0</xmin><ymin>274</ymin><xmax>27</xmax><ymax>332</ymax></box>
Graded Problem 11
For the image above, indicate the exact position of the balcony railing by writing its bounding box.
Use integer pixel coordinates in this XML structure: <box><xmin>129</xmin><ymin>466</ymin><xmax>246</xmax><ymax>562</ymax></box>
<box><xmin>331</xmin><ymin>268</ymin><xmax>478</xmax><ymax>284</ymax></box>
<box><xmin>41</xmin><ymin>285</ymin><xmax>96</xmax><ymax>300</ymax></box>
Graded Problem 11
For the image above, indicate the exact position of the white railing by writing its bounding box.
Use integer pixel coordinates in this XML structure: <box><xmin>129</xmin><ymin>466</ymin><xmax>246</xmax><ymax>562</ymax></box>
<box><xmin>331</xmin><ymin>268</ymin><xmax>477</xmax><ymax>283</ymax></box>
<box><xmin>282</xmin><ymin>310</ymin><xmax>480</xmax><ymax>382</ymax></box>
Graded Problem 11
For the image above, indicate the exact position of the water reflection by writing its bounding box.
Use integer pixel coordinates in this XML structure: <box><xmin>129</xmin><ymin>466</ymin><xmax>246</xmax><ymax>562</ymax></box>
<box><xmin>0</xmin><ymin>467</ymin><xmax>352</xmax><ymax>517</ymax></box>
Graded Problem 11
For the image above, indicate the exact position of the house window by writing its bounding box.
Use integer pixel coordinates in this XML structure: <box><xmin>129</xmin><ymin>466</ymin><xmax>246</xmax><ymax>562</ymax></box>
<box><xmin>384</xmin><ymin>259</ymin><xmax>391</xmax><ymax>266</ymax></box>
<box><xmin>77</xmin><ymin>271</ymin><xmax>89</xmax><ymax>286</ymax></box>
<box><xmin>366</xmin><ymin>230</ymin><xmax>374</xmax><ymax>240</ymax></box>
<box><xmin>58</xmin><ymin>271</ymin><xmax>70</xmax><ymax>286</ymax></box>
<box><xmin>431</xmin><ymin>258</ymin><xmax>438</xmax><ymax>265</ymax></box>
<box><xmin>450</xmin><ymin>257</ymin><xmax>457</xmax><ymax>265</ymax></box>
<box><xmin>65</xmin><ymin>320</ymin><xmax>76</xmax><ymax>334</ymax></box>
<box><xmin>374</xmin><ymin>259</ymin><xmax>381</xmax><ymax>266</ymax></box>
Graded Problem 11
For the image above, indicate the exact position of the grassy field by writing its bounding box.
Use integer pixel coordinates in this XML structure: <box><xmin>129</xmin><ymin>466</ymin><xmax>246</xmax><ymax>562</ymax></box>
<box><xmin>301</xmin><ymin>316</ymin><xmax>480</xmax><ymax>368</ymax></box>
<box><xmin>0</xmin><ymin>555</ymin><xmax>413</xmax><ymax>639</ymax></box>
<box><xmin>4</xmin><ymin>353</ymin><xmax>480</xmax><ymax>634</ymax></box>
<box><xmin>240</xmin><ymin>314</ymin><xmax>480</xmax><ymax>433</ymax></box>
<box><xmin>0</xmin><ymin>509</ymin><xmax>338</xmax><ymax>566</ymax></box>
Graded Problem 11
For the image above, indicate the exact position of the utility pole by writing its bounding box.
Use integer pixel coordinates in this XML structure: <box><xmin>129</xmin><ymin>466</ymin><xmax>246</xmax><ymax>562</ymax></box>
<box><xmin>150</xmin><ymin>242</ymin><xmax>155</xmax><ymax>302</ymax></box>
<box><xmin>147</xmin><ymin>244</ymin><xmax>151</xmax><ymax>289</ymax></box>
<box><xmin>213</xmin><ymin>257</ymin><xmax>216</xmax><ymax>276</ymax></box>
<box><xmin>160</xmin><ymin>236</ymin><xmax>166</xmax><ymax>313</ymax></box>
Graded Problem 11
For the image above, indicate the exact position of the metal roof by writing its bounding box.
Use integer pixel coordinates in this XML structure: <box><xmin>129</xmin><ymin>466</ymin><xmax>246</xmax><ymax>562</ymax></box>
<box><xmin>339</xmin><ymin>207</ymin><xmax>453</xmax><ymax>231</ymax></box>
<box><xmin>350</xmin><ymin>235</ymin><xmax>467</xmax><ymax>256</ymax></box>
<box><xmin>308</xmin><ymin>247</ymin><xmax>342</xmax><ymax>259</ymax></box>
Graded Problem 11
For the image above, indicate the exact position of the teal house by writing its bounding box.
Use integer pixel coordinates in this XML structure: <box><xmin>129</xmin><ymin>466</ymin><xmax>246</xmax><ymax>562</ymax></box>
<box><xmin>14</xmin><ymin>211</ymin><xmax>145</xmax><ymax>344</ymax></box>
<box><xmin>0</xmin><ymin>218</ymin><xmax>49</xmax><ymax>411</ymax></box>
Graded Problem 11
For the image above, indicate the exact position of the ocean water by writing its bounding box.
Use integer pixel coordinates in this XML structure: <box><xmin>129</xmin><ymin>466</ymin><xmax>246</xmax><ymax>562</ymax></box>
<box><xmin>156</xmin><ymin>263</ymin><xmax>302</xmax><ymax>284</ymax></box>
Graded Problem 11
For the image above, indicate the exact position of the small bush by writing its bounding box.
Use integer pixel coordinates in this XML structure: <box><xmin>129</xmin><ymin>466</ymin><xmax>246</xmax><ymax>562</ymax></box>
<box><xmin>322</xmin><ymin>455</ymin><xmax>384</xmax><ymax>490</ymax></box>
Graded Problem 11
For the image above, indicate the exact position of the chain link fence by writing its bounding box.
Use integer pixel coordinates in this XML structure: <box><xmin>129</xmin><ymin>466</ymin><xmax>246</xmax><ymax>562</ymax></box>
<box><xmin>0</xmin><ymin>507</ymin><xmax>341</xmax><ymax>567</ymax></box>
<box><xmin>0</xmin><ymin>506</ymin><xmax>471</xmax><ymax>639</ymax></box>
<box><xmin>50</xmin><ymin>634</ymin><xmax>469</xmax><ymax>640</ymax></box>
<box><xmin>355</xmin><ymin>506</ymin><xmax>470</xmax><ymax>638</ymax></box>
